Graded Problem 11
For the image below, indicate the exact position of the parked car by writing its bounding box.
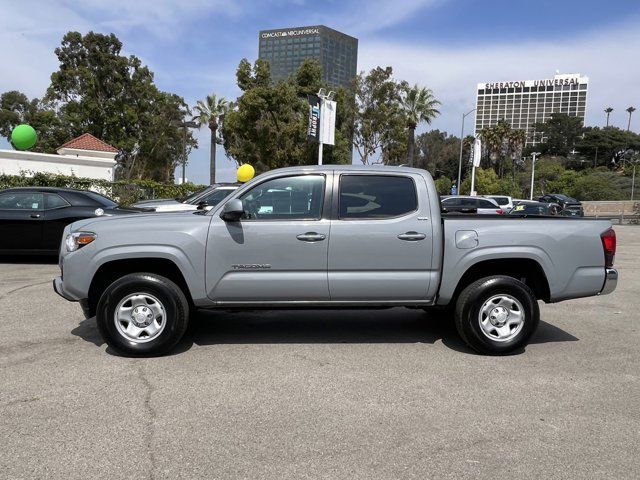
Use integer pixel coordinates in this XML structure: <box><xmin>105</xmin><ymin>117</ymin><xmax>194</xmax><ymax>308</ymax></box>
<box><xmin>538</xmin><ymin>194</ymin><xmax>584</xmax><ymax>217</ymax></box>
<box><xmin>509</xmin><ymin>200</ymin><xmax>560</xmax><ymax>216</ymax></box>
<box><xmin>54</xmin><ymin>165</ymin><xmax>617</xmax><ymax>357</ymax></box>
<box><xmin>0</xmin><ymin>187</ymin><xmax>140</xmax><ymax>255</ymax></box>
<box><xmin>485</xmin><ymin>195</ymin><xmax>513</xmax><ymax>212</ymax></box>
<box><xmin>132</xmin><ymin>184</ymin><xmax>239</xmax><ymax>212</ymax></box>
<box><xmin>441</xmin><ymin>195</ymin><xmax>503</xmax><ymax>215</ymax></box>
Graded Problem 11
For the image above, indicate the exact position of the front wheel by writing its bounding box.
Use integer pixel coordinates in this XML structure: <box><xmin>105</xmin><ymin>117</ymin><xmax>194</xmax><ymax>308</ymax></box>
<box><xmin>454</xmin><ymin>276</ymin><xmax>539</xmax><ymax>355</ymax></box>
<box><xmin>96</xmin><ymin>273</ymin><xmax>190</xmax><ymax>356</ymax></box>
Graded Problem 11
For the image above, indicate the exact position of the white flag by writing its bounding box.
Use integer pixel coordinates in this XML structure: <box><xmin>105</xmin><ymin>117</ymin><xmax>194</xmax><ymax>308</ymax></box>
<box><xmin>320</xmin><ymin>100</ymin><xmax>336</xmax><ymax>146</ymax></box>
<box><xmin>473</xmin><ymin>137</ymin><xmax>482</xmax><ymax>167</ymax></box>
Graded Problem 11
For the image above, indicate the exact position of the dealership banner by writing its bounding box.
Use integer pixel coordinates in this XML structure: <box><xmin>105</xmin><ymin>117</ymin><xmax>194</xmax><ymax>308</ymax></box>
<box><xmin>307</xmin><ymin>94</ymin><xmax>321</xmax><ymax>143</ymax></box>
<box><xmin>320</xmin><ymin>100</ymin><xmax>336</xmax><ymax>146</ymax></box>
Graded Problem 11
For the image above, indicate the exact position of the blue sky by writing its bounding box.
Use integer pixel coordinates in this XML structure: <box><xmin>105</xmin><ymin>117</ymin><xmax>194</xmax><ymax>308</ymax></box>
<box><xmin>1</xmin><ymin>0</ymin><xmax>639</xmax><ymax>184</ymax></box>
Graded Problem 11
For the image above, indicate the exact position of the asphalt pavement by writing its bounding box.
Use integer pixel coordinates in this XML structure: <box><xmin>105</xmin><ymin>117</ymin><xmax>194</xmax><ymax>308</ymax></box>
<box><xmin>1</xmin><ymin>226</ymin><xmax>639</xmax><ymax>479</ymax></box>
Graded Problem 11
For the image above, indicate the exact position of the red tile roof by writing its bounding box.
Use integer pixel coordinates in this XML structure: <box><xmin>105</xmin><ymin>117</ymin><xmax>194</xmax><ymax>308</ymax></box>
<box><xmin>59</xmin><ymin>133</ymin><xmax>118</xmax><ymax>153</ymax></box>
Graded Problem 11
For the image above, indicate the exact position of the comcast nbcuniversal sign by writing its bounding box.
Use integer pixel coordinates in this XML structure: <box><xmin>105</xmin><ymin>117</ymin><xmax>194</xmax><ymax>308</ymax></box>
<box><xmin>261</xmin><ymin>28</ymin><xmax>320</xmax><ymax>39</ymax></box>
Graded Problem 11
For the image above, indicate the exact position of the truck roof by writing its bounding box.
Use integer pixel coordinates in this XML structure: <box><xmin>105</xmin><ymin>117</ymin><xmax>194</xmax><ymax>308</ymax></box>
<box><xmin>263</xmin><ymin>164</ymin><xmax>431</xmax><ymax>176</ymax></box>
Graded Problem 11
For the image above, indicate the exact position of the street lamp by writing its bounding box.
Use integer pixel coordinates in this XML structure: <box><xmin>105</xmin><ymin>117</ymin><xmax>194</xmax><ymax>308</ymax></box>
<box><xmin>457</xmin><ymin>108</ymin><xmax>476</xmax><ymax>193</ymax></box>
<box><xmin>171</xmin><ymin>120</ymin><xmax>199</xmax><ymax>184</ymax></box>
<box><xmin>529</xmin><ymin>152</ymin><xmax>541</xmax><ymax>200</ymax></box>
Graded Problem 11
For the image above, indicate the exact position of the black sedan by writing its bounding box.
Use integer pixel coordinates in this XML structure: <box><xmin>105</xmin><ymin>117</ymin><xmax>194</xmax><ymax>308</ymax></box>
<box><xmin>509</xmin><ymin>200</ymin><xmax>560</xmax><ymax>216</ymax></box>
<box><xmin>0</xmin><ymin>187</ymin><xmax>139</xmax><ymax>255</ymax></box>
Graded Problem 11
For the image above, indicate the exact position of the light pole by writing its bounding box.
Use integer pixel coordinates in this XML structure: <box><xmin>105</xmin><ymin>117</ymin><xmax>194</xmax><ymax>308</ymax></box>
<box><xmin>457</xmin><ymin>108</ymin><xmax>476</xmax><ymax>193</ymax></box>
<box><xmin>529</xmin><ymin>152</ymin><xmax>541</xmax><ymax>200</ymax></box>
<box><xmin>171</xmin><ymin>120</ymin><xmax>198</xmax><ymax>184</ymax></box>
<box><xmin>631</xmin><ymin>162</ymin><xmax>636</xmax><ymax>201</ymax></box>
<box><xmin>316</xmin><ymin>88</ymin><xmax>335</xmax><ymax>165</ymax></box>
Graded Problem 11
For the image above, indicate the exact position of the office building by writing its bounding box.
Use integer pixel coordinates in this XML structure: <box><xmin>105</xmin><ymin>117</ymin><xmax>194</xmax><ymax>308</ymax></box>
<box><xmin>475</xmin><ymin>73</ymin><xmax>589</xmax><ymax>145</ymax></box>
<box><xmin>258</xmin><ymin>25</ymin><xmax>358</xmax><ymax>88</ymax></box>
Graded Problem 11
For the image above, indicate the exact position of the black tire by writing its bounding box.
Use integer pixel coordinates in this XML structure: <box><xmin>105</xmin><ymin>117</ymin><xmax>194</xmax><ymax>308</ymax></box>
<box><xmin>454</xmin><ymin>275</ymin><xmax>539</xmax><ymax>355</ymax></box>
<box><xmin>96</xmin><ymin>273</ymin><xmax>190</xmax><ymax>356</ymax></box>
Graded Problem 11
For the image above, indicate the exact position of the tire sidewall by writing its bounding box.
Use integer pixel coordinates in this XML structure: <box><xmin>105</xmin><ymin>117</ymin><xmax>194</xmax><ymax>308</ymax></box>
<box><xmin>458</xmin><ymin>277</ymin><xmax>539</xmax><ymax>354</ymax></box>
<box><xmin>96</xmin><ymin>274</ymin><xmax>188</xmax><ymax>356</ymax></box>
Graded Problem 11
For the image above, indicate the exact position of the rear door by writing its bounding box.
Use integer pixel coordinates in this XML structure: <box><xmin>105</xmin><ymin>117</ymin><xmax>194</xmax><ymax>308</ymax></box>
<box><xmin>0</xmin><ymin>192</ymin><xmax>44</xmax><ymax>251</ymax></box>
<box><xmin>327</xmin><ymin>172</ymin><xmax>435</xmax><ymax>302</ymax></box>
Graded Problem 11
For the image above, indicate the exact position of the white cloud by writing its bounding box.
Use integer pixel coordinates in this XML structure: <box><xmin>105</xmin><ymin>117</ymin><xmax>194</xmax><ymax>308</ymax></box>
<box><xmin>358</xmin><ymin>17</ymin><xmax>640</xmax><ymax>134</ymax></box>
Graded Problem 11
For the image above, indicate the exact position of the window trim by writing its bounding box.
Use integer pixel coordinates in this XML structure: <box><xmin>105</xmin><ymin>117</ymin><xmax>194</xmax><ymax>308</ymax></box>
<box><xmin>0</xmin><ymin>191</ymin><xmax>45</xmax><ymax>211</ymax></box>
<box><xmin>234</xmin><ymin>173</ymin><xmax>328</xmax><ymax>222</ymax></box>
<box><xmin>335</xmin><ymin>173</ymin><xmax>419</xmax><ymax>221</ymax></box>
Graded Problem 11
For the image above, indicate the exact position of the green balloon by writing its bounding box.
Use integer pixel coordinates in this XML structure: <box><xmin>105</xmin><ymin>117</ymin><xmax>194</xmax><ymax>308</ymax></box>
<box><xmin>11</xmin><ymin>124</ymin><xmax>37</xmax><ymax>150</ymax></box>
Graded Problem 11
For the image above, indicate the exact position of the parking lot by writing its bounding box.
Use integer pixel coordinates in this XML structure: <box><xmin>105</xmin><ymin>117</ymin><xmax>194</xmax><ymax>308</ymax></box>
<box><xmin>0</xmin><ymin>225</ymin><xmax>638</xmax><ymax>479</ymax></box>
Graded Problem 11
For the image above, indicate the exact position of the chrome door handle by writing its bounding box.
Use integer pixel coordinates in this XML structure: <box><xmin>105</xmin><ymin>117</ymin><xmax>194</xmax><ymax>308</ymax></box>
<box><xmin>296</xmin><ymin>232</ymin><xmax>326</xmax><ymax>242</ymax></box>
<box><xmin>30</xmin><ymin>213</ymin><xmax>41</xmax><ymax>219</ymax></box>
<box><xmin>397</xmin><ymin>231</ymin><xmax>426</xmax><ymax>241</ymax></box>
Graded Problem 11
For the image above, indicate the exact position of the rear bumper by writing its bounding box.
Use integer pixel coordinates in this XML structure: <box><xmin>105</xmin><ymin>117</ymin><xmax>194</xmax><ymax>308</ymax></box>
<box><xmin>599</xmin><ymin>268</ymin><xmax>618</xmax><ymax>295</ymax></box>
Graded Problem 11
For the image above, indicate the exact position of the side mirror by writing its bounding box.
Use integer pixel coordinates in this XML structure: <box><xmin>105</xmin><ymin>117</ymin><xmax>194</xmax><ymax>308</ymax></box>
<box><xmin>220</xmin><ymin>199</ymin><xmax>244</xmax><ymax>222</ymax></box>
<box><xmin>196</xmin><ymin>201</ymin><xmax>208</xmax><ymax>210</ymax></box>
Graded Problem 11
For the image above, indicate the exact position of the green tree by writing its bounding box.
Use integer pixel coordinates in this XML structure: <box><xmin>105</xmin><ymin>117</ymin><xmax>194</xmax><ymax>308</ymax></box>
<box><xmin>222</xmin><ymin>58</ymin><xmax>352</xmax><ymax>171</ymax></box>
<box><xmin>41</xmin><ymin>31</ymin><xmax>193</xmax><ymax>181</ymax></box>
<box><xmin>576</xmin><ymin>127</ymin><xmax>640</xmax><ymax>168</ymax></box>
<box><xmin>193</xmin><ymin>94</ymin><xmax>229</xmax><ymax>184</ymax></box>
<box><xmin>399</xmin><ymin>83</ymin><xmax>440</xmax><ymax>166</ymax></box>
<box><xmin>414</xmin><ymin>130</ymin><xmax>465</xmax><ymax>179</ymax></box>
<box><xmin>352</xmin><ymin>67</ymin><xmax>405</xmax><ymax>165</ymax></box>
<box><xmin>0</xmin><ymin>91</ymin><xmax>68</xmax><ymax>152</ymax></box>
<box><xmin>460</xmin><ymin>167</ymin><xmax>500</xmax><ymax>195</ymax></box>
<box><xmin>531</xmin><ymin>113</ymin><xmax>584</xmax><ymax>157</ymax></box>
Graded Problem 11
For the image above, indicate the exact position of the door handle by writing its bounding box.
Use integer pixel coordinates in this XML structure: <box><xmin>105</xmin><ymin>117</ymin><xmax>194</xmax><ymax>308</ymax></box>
<box><xmin>296</xmin><ymin>232</ymin><xmax>326</xmax><ymax>242</ymax></box>
<box><xmin>30</xmin><ymin>213</ymin><xmax>41</xmax><ymax>219</ymax></box>
<box><xmin>397</xmin><ymin>231</ymin><xmax>426</xmax><ymax>241</ymax></box>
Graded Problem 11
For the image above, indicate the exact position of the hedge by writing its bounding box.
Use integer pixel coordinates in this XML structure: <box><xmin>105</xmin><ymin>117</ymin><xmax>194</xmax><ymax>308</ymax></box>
<box><xmin>0</xmin><ymin>172</ymin><xmax>207</xmax><ymax>205</ymax></box>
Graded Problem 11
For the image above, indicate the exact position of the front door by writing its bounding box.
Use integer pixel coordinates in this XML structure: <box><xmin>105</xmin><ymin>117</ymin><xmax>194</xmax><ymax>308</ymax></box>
<box><xmin>328</xmin><ymin>173</ymin><xmax>435</xmax><ymax>302</ymax></box>
<box><xmin>0</xmin><ymin>192</ymin><xmax>44</xmax><ymax>251</ymax></box>
<box><xmin>206</xmin><ymin>173</ymin><xmax>331</xmax><ymax>303</ymax></box>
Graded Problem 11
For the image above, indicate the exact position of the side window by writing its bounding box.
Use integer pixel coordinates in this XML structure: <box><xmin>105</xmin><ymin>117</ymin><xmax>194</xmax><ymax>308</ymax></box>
<box><xmin>339</xmin><ymin>175</ymin><xmax>417</xmax><ymax>219</ymax></box>
<box><xmin>442</xmin><ymin>197</ymin><xmax>459</xmax><ymax>206</ymax></box>
<box><xmin>201</xmin><ymin>189</ymin><xmax>233</xmax><ymax>206</ymax></box>
<box><xmin>0</xmin><ymin>192</ymin><xmax>43</xmax><ymax>210</ymax></box>
<box><xmin>239</xmin><ymin>175</ymin><xmax>324</xmax><ymax>220</ymax></box>
<box><xmin>45</xmin><ymin>193</ymin><xmax>70</xmax><ymax>210</ymax></box>
<box><xmin>477</xmin><ymin>199</ymin><xmax>498</xmax><ymax>208</ymax></box>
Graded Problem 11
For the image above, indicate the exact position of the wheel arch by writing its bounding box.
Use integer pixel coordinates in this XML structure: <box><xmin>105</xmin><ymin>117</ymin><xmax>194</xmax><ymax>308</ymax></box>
<box><xmin>450</xmin><ymin>258</ymin><xmax>551</xmax><ymax>305</ymax></box>
<box><xmin>87</xmin><ymin>257</ymin><xmax>193</xmax><ymax>318</ymax></box>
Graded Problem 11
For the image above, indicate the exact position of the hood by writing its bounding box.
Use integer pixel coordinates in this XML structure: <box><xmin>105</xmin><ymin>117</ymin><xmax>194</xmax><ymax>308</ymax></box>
<box><xmin>68</xmin><ymin>211</ymin><xmax>202</xmax><ymax>232</ymax></box>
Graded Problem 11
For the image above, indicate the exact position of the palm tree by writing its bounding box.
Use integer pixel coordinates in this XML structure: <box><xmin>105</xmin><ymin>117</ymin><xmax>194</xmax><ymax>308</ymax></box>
<box><xmin>604</xmin><ymin>107</ymin><xmax>614</xmax><ymax>127</ymax></box>
<box><xmin>400</xmin><ymin>84</ymin><xmax>440</xmax><ymax>166</ymax></box>
<box><xmin>193</xmin><ymin>94</ymin><xmax>228</xmax><ymax>184</ymax></box>
<box><xmin>626</xmin><ymin>106</ymin><xmax>636</xmax><ymax>132</ymax></box>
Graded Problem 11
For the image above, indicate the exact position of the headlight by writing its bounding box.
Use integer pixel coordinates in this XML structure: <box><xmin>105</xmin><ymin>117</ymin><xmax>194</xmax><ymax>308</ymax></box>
<box><xmin>65</xmin><ymin>232</ymin><xmax>97</xmax><ymax>252</ymax></box>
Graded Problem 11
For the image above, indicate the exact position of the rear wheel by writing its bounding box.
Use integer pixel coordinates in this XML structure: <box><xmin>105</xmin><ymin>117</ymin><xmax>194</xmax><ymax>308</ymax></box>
<box><xmin>96</xmin><ymin>273</ymin><xmax>190</xmax><ymax>356</ymax></box>
<box><xmin>455</xmin><ymin>276</ymin><xmax>539</xmax><ymax>355</ymax></box>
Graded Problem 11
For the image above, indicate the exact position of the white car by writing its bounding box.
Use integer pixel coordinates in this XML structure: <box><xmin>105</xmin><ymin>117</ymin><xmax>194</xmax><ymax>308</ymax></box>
<box><xmin>132</xmin><ymin>184</ymin><xmax>238</xmax><ymax>212</ymax></box>
<box><xmin>485</xmin><ymin>195</ymin><xmax>513</xmax><ymax>213</ymax></box>
<box><xmin>441</xmin><ymin>195</ymin><xmax>504</xmax><ymax>215</ymax></box>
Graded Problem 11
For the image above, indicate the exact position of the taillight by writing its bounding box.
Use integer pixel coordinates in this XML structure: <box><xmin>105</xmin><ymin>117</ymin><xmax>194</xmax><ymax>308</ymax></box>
<box><xmin>601</xmin><ymin>228</ymin><xmax>616</xmax><ymax>267</ymax></box>
<box><xmin>496</xmin><ymin>209</ymin><xmax>504</xmax><ymax>215</ymax></box>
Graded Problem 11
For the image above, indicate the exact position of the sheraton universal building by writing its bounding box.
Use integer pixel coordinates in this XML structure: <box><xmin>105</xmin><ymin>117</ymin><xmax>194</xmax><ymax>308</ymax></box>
<box><xmin>475</xmin><ymin>73</ymin><xmax>589</xmax><ymax>145</ymax></box>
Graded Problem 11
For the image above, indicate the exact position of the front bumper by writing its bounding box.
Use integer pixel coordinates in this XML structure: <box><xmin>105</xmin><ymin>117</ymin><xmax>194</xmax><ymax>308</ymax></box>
<box><xmin>599</xmin><ymin>268</ymin><xmax>618</xmax><ymax>295</ymax></box>
<box><xmin>53</xmin><ymin>276</ymin><xmax>76</xmax><ymax>302</ymax></box>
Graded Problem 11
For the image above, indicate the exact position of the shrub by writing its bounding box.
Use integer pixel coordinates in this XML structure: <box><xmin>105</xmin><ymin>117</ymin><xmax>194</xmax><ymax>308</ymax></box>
<box><xmin>0</xmin><ymin>172</ymin><xmax>206</xmax><ymax>205</ymax></box>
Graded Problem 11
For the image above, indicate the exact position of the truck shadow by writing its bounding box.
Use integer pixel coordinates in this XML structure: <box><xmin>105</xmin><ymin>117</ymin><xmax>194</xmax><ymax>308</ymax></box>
<box><xmin>71</xmin><ymin>308</ymin><xmax>578</xmax><ymax>357</ymax></box>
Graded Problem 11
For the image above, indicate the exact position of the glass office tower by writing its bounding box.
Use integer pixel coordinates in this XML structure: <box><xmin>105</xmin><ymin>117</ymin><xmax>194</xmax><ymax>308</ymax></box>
<box><xmin>475</xmin><ymin>73</ymin><xmax>589</xmax><ymax>145</ymax></box>
<box><xmin>258</xmin><ymin>25</ymin><xmax>358</xmax><ymax>88</ymax></box>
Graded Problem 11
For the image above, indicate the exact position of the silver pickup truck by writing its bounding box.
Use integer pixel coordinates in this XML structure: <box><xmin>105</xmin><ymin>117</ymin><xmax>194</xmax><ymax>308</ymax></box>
<box><xmin>53</xmin><ymin>165</ymin><xmax>618</xmax><ymax>356</ymax></box>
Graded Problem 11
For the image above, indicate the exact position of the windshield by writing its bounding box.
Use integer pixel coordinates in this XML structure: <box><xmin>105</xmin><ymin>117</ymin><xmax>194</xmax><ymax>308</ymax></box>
<box><xmin>85</xmin><ymin>191</ymin><xmax>118</xmax><ymax>208</ymax></box>
<box><xmin>490</xmin><ymin>197</ymin><xmax>509</xmax><ymax>206</ymax></box>
<box><xmin>180</xmin><ymin>187</ymin><xmax>209</xmax><ymax>203</ymax></box>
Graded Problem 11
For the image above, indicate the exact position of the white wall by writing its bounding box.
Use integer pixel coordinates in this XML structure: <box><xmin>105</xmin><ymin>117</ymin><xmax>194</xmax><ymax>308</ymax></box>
<box><xmin>0</xmin><ymin>149</ymin><xmax>116</xmax><ymax>181</ymax></box>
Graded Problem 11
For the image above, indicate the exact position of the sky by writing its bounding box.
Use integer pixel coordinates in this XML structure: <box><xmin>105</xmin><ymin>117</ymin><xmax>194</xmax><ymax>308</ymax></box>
<box><xmin>1</xmin><ymin>0</ymin><xmax>639</xmax><ymax>184</ymax></box>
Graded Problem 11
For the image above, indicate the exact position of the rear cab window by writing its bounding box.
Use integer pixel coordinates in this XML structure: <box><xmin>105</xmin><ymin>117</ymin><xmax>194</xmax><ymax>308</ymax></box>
<box><xmin>339</xmin><ymin>175</ymin><xmax>417</xmax><ymax>219</ymax></box>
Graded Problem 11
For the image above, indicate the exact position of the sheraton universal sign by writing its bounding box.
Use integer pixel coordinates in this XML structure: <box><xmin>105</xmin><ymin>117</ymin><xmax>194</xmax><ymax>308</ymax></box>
<box><xmin>261</xmin><ymin>28</ymin><xmax>320</xmax><ymax>39</ymax></box>
<box><xmin>481</xmin><ymin>75</ymin><xmax>588</xmax><ymax>90</ymax></box>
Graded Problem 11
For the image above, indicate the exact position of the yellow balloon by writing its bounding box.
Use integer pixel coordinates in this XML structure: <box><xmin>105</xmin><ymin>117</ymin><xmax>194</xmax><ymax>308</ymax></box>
<box><xmin>237</xmin><ymin>164</ymin><xmax>255</xmax><ymax>183</ymax></box>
